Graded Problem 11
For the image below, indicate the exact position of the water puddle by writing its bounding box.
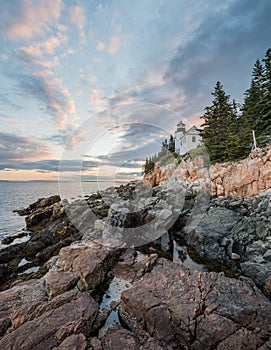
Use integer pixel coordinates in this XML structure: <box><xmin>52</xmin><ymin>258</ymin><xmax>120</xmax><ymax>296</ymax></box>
<box><xmin>99</xmin><ymin>277</ymin><xmax>132</xmax><ymax>328</ymax></box>
<box><xmin>18</xmin><ymin>258</ymin><xmax>31</xmax><ymax>267</ymax></box>
<box><xmin>18</xmin><ymin>266</ymin><xmax>39</xmax><ymax>275</ymax></box>
<box><xmin>173</xmin><ymin>240</ymin><xmax>208</xmax><ymax>272</ymax></box>
<box><xmin>0</xmin><ymin>232</ymin><xmax>30</xmax><ymax>249</ymax></box>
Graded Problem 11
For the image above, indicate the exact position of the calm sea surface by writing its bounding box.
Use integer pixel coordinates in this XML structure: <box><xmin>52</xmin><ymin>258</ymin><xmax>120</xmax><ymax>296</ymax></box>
<box><xmin>0</xmin><ymin>181</ymin><xmax>122</xmax><ymax>248</ymax></box>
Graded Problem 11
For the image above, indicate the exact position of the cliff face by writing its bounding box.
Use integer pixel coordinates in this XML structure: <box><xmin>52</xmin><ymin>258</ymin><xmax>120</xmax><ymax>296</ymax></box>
<box><xmin>144</xmin><ymin>146</ymin><xmax>271</xmax><ymax>197</ymax></box>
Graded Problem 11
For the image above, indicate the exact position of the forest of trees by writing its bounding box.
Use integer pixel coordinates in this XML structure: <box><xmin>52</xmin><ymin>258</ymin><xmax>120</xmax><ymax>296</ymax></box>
<box><xmin>143</xmin><ymin>48</ymin><xmax>271</xmax><ymax>174</ymax></box>
<box><xmin>201</xmin><ymin>48</ymin><xmax>271</xmax><ymax>164</ymax></box>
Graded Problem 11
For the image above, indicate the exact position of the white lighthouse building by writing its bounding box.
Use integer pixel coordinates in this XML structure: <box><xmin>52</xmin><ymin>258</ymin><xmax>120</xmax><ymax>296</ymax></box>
<box><xmin>175</xmin><ymin>120</ymin><xmax>203</xmax><ymax>155</ymax></box>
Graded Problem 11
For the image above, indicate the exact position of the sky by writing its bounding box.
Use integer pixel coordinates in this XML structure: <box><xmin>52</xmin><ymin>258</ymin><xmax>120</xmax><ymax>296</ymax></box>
<box><xmin>0</xmin><ymin>0</ymin><xmax>271</xmax><ymax>181</ymax></box>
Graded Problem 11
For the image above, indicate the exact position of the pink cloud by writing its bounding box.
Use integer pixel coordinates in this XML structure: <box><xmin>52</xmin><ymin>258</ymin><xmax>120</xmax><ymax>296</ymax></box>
<box><xmin>90</xmin><ymin>90</ymin><xmax>104</xmax><ymax>106</ymax></box>
<box><xmin>15</xmin><ymin>36</ymin><xmax>61</xmax><ymax>59</ymax></box>
<box><xmin>69</xmin><ymin>5</ymin><xmax>86</xmax><ymax>43</ymax></box>
<box><xmin>43</xmin><ymin>80</ymin><xmax>78</xmax><ymax>131</ymax></box>
<box><xmin>108</xmin><ymin>36</ymin><xmax>120</xmax><ymax>54</ymax></box>
<box><xmin>33</xmin><ymin>69</ymin><xmax>54</xmax><ymax>78</ymax></box>
<box><xmin>3</xmin><ymin>0</ymin><xmax>62</xmax><ymax>40</ymax></box>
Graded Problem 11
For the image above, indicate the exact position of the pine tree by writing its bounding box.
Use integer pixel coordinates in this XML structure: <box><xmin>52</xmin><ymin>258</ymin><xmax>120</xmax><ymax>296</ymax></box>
<box><xmin>256</xmin><ymin>48</ymin><xmax>271</xmax><ymax>145</ymax></box>
<box><xmin>226</xmin><ymin>99</ymin><xmax>242</xmax><ymax>161</ymax></box>
<box><xmin>200</xmin><ymin>82</ymin><xmax>236</xmax><ymax>163</ymax></box>
<box><xmin>142</xmin><ymin>157</ymin><xmax>155</xmax><ymax>175</ymax></box>
<box><xmin>168</xmin><ymin>134</ymin><xmax>175</xmax><ymax>153</ymax></box>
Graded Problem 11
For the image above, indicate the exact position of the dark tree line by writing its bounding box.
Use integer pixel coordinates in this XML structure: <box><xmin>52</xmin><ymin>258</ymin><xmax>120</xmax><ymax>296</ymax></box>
<box><xmin>142</xmin><ymin>134</ymin><xmax>176</xmax><ymax>175</ymax></box>
<box><xmin>201</xmin><ymin>48</ymin><xmax>271</xmax><ymax>164</ymax></box>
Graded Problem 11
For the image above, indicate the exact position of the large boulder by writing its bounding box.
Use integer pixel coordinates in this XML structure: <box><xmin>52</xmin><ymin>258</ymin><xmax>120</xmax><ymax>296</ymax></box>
<box><xmin>120</xmin><ymin>258</ymin><xmax>271</xmax><ymax>350</ymax></box>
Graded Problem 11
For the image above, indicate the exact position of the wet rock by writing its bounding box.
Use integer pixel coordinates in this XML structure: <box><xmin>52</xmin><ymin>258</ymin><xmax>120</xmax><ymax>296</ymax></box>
<box><xmin>120</xmin><ymin>258</ymin><xmax>271</xmax><ymax>350</ymax></box>
<box><xmin>1</xmin><ymin>231</ymin><xmax>29</xmax><ymax>245</ymax></box>
<box><xmin>0</xmin><ymin>291</ymin><xmax>98</xmax><ymax>350</ymax></box>
<box><xmin>0</xmin><ymin>215</ymin><xmax>81</xmax><ymax>290</ymax></box>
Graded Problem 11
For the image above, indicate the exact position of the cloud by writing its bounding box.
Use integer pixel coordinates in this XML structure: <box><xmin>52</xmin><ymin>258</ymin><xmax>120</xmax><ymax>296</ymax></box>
<box><xmin>0</xmin><ymin>132</ymin><xmax>51</xmax><ymax>167</ymax></box>
<box><xmin>33</xmin><ymin>69</ymin><xmax>54</xmax><ymax>78</ymax></box>
<box><xmin>96</xmin><ymin>37</ymin><xmax>120</xmax><ymax>54</ymax></box>
<box><xmin>90</xmin><ymin>89</ymin><xmax>104</xmax><ymax>106</ymax></box>
<box><xmin>0</xmin><ymin>0</ymin><xmax>62</xmax><ymax>40</ymax></box>
<box><xmin>3</xmin><ymin>68</ymin><xmax>78</xmax><ymax>132</ymax></box>
<box><xmin>1</xmin><ymin>54</ymin><xmax>8</xmax><ymax>60</ymax></box>
<box><xmin>0</xmin><ymin>131</ymin><xmax>91</xmax><ymax>172</ymax></box>
<box><xmin>69</xmin><ymin>5</ymin><xmax>86</xmax><ymax>43</ymax></box>
<box><xmin>108</xmin><ymin>36</ymin><xmax>120</xmax><ymax>54</ymax></box>
<box><xmin>15</xmin><ymin>34</ymin><xmax>65</xmax><ymax>68</ymax></box>
<box><xmin>164</xmin><ymin>0</ymin><xmax>271</xmax><ymax>102</ymax></box>
<box><xmin>81</xmin><ymin>123</ymin><xmax>171</xmax><ymax>172</ymax></box>
<box><xmin>97</xmin><ymin>41</ymin><xmax>105</xmax><ymax>51</ymax></box>
<box><xmin>0</xmin><ymin>113</ymin><xmax>15</xmax><ymax>122</ymax></box>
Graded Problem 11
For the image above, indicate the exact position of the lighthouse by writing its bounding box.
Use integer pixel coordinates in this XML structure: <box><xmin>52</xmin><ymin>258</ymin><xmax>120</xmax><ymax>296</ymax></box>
<box><xmin>175</xmin><ymin>120</ymin><xmax>203</xmax><ymax>155</ymax></box>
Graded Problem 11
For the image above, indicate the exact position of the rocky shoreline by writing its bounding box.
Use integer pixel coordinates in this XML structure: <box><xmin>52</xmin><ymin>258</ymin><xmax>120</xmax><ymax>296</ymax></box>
<box><xmin>0</xmin><ymin>180</ymin><xmax>271</xmax><ymax>349</ymax></box>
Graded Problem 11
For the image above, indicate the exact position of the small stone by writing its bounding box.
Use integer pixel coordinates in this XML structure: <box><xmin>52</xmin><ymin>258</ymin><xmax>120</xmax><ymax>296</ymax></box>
<box><xmin>231</xmin><ymin>253</ymin><xmax>241</xmax><ymax>260</ymax></box>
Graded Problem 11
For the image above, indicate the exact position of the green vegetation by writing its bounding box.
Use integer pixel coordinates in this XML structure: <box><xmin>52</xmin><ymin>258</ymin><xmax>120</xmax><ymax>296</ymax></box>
<box><xmin>183</xmin><ymin>145</ymin><xmax>211</xmax><ymax>167</ymax></box>
<box><xmin>142</xmin><ymin>134</ymin><xmax>178</xmax><ymax>175</ymax></box>
<box><xmin>201</xmin><ymin>48</ymin><xmax>271</xmax><ymax>164</ymax></box>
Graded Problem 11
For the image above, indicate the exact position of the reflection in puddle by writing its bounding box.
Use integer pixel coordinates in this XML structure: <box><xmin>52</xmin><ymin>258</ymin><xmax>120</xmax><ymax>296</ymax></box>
<box><xmin>18</xmin><ymin>258</ymin><xmax>31</xmax><ymax>267</ymax></box>
<box><xmin>173</xmin><ymin>240</ymin><xmax>208</xmax><ymax>272</ymax></box>
<box><xmin>99</xmin><ymin>277</ymin><xmax>132</xmax><ymax>328</ymax></box>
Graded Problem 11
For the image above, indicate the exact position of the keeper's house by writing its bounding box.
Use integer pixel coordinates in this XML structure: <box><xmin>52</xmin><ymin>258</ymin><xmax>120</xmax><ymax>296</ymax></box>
<box><xmin>175</xmin><ymin>120</ymin><xmax>203</xmax><ymax>155</ymax></box>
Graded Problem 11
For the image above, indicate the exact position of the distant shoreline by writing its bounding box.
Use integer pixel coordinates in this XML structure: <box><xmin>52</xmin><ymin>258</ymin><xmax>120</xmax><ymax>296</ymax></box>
<box><xmin>0</xmin><ymin>179</ymin><xmax>136</xmax><ymax>183</ymax></box>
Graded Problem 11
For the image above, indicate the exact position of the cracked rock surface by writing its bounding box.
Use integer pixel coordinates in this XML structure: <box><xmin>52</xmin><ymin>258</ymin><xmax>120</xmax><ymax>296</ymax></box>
<box><xmin>120</xmin><ymin>258</ymin><xmax>271</xmax><ymax>350</ymax></box>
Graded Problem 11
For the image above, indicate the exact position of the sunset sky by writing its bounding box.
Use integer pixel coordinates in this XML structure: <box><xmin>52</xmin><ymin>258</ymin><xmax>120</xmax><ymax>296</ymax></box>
<box><xmin>1</xmin><ymin>0</ymin><xmax>271</xmax><ymax>181</ymax></box>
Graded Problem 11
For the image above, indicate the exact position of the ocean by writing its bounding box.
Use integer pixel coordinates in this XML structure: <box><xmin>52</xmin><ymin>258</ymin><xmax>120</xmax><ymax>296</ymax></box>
<box><xmin>0</xmin><ymin>181</ymin><xmax>122</xmax><ymax>249</ymax></box>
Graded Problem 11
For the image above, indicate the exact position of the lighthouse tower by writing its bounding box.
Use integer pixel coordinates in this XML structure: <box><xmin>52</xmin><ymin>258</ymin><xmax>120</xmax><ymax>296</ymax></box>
<box><xmin>175</xmin><ymin>120</ymin><xmax>186</xmax><ymax>153</ymax></box>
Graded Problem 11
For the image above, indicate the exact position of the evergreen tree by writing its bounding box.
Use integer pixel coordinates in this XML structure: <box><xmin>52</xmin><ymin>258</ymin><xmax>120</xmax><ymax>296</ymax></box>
<box><xmin>163</xmin><ymin>139</ymin><xmax>168</xmax><ymax>150</ymax></box>
<box><xmin>226</xmin><ymin>99</ymin><xmax>243</xmax><ymax>161</ymax></box>
<box><xmin>256</xmin><ymin>48</ymin><xmax>271</xmax><ymax>145</ymax></box>
<box><xmin>142</xmin><ymin>157</ymin><xmax>155</xmax><ymax>175</ymax></box>
<box><xmin>168</xmin><ymin>134</ymin><xmax>176</xmax><ymax>153</ymax></box>
<box><xmin>252</xmin><ymin>59</ymin><xmax>264</xmax><ymax>87</ymax></box>
<box><xmin>200</xmin><ymin>82</ymin><xmax>236</xmax><ymax>163</ymax></box>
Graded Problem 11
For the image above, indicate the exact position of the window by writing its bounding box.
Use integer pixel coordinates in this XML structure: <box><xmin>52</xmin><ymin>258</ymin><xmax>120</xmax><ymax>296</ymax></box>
<box><xmin>192</xmin><ymin>136</ymin><xmax>196</xmax><ymax>142</ymax></box>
